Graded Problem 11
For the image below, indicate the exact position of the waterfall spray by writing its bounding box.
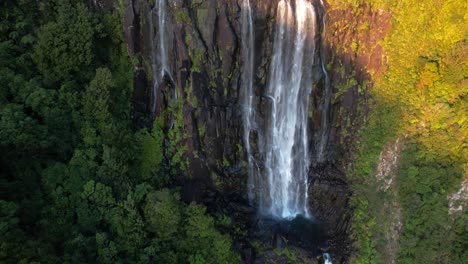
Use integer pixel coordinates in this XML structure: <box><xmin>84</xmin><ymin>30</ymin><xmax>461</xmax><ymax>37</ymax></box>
<box><xmin>323</xmin><ymin>252</ymin><xmax>332</xmax><ymax>264</ymax></box>
<box><xmin>242</xmin><ymin>0</ymin><xmax>331</xmax><ymax>220</ymax></box>
<box><xmin>316</xmin><ymin>0</ymin><xmax>331</xmax><ymax>162</ymax></box>
<box><xmin>149</xmin><ymin>0</ymin><xmax>172</xmax><ymax>114</ymax></box>
<box><xmin>241</xmin><ymin>0</ymin><xmax>256</xmax><ymax>205</ymax></box>
<box><xmin>241</xmin><ymin>0</ymin><xmax>315</xmax><ymax>219</ymax></box>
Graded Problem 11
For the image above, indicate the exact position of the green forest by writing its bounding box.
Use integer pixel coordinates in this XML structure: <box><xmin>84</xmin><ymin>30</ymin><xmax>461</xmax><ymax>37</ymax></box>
<box><xmin>0</xmin><ymin>1</ymin><xmax>239</xmax><ymax>263</ymax></box>
<box><xmin>1</xmin><ymin>0</ymin><xmax>466</xmax><ymax>263</ymax></box>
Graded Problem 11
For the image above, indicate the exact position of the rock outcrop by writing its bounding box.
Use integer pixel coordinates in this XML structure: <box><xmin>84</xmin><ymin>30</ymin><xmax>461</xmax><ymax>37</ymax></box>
<box><xmin>120</xmin><ymin>0</ymin><xmax>393</xmax><ymax>262</ymax></box>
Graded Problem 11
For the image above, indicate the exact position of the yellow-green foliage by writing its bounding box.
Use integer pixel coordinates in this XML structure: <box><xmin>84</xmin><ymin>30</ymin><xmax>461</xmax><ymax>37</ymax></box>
<box><xmin>375</xmin><ymin>1</ymin><xmax>467</xmax><ymax>166</ymax></box>
<box><xmin>328</xmin><ymin>0</ymin><xmax>467</xmax><ymax>263</ymax></box>
<box><xmin>330</xmin><ymin>0</ymin><xmax>467</xmax><ymax>169</ymax></box>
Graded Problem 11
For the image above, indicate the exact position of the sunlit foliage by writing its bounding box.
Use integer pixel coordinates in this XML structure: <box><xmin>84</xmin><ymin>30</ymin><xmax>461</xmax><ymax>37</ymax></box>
<box><xmin>328</xmin><ymin>0</ymin><xmax>467</xmax><ymax>263</ymax></box>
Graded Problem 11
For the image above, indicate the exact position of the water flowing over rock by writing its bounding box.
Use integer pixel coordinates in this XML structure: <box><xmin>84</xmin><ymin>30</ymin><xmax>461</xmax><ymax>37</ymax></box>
<box><xmin>245</xmin><ymin>0</ymin><xmax>319</xmax><ymax>219</ymax></box>
<box><xmin>323</xmin><ymin>252</ymin><xmax>332</xmax><ymax>264</ymax></box>
<box><xmin>149</xmin><ymin>0</ymin><xmax>172</xmax><ymax>114</ymax></box>
<box><xmin>123</xmin><ymin>0</ymin><xmax>393</xmax><ymax>260</ymax></box>
<box><xmin>315</xmin><ymin>0</ymin><xmax>331</xmax><ymax>163</ymax></box>
<box><xmin>448</xmin><ymin>180</ymin><xmax>468</xmax><ymax>216</ymax></box>
<box><xmin>241</xmin><ymin>0</ymin><xmax>257</xmax><ymax>206</ymax></box>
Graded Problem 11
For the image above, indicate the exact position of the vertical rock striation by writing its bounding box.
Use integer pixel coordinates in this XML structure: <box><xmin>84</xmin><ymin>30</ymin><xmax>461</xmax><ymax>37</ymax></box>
<box><xmin>122</xmin><ymin>0</ymin><xmax>393</xmax><ymax>261</ymax></box>
<box><xmin>240</xmin><ymin>0</ymin><xmax>256</xmax><ymax>206</ymax></box>
<box><xmin>252</xmin><ymin>0</ymin><xmax>316</xmax><ymax>219</ymax></box>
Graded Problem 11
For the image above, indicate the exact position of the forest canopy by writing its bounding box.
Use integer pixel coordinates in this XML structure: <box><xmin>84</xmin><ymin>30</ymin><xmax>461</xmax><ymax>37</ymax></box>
<box><xmin>0</xmin><ymin>1</ymin><xmax>239</xmax><ymax>263</ymax></box>
<box><xmin>0</xmin><ymin>0</ymin><xmax>466</xmax><ymax>263</ymax></box>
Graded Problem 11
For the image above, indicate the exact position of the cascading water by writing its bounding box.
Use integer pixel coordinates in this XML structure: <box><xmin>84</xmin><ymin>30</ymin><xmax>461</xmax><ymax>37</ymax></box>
<box><xmin>323</xmin><ymin>252</ymin><xmax>332</xmax><ymax>264</ymax></box>
<box><xmin>241</xmin><ymin>0</ymin><xmax>257</xmax><ymax>205</ymax></box>
<box><xmin>316</xmin><ymin>0</ymin><xmax>331</xmax><ymax>163</ymax></box>
<box><xmin>242</xmin><ymin>0</ymin><xmax>332</xmax><ymax>219</ymax></box>
<box><xmin>242</xmin><ymin>0</ymin><xmax>318</xmax><ymax>219</ymax></box>
<box><xmin>149</xmin><ymin>0</ymin><xmax>172</xmax><ymax>113</ymax></box>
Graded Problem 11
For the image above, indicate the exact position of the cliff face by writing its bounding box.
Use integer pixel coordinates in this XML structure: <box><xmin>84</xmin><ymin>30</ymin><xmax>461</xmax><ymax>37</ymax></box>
<box><xmin>128</xmin><ymin>0</ymin><xmax>247</xmax><ymax>187</ymax></box>
<box><xmin>308</xmin><ymin>2</ymin><xmax>392</xmax><ymax>254</ymax></box>
<box><xmin>123</xmin><ymin>0</ymin><xmax>391</xmax><ymax>261</ymax></box>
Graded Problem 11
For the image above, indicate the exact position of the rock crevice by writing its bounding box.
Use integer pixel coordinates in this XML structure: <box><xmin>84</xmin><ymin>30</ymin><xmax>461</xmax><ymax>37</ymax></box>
<box><xmin>122</xmin><ymin>0</ymin><xmax>393</xmax><ymax>262</ymax></box>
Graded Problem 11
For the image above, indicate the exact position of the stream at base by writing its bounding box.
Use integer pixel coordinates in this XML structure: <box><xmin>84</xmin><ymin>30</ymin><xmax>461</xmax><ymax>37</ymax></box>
<box><xmin>254</xmin><ymin>215</ymin><xmax>333</xmax><ymax>263</ymax></box>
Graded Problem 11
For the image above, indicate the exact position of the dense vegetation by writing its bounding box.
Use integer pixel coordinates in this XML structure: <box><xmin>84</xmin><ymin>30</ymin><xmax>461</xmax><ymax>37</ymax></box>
<box><xmin>327</xmin><ymin>0</ymin><xmax>467</xmax><ymax>263</ymax></box>
<box><xmin>1</xmin><ymin>0</ymin><xmax>465</xmax><ymax>263</ymax></box>
<box><xmin>0</xmin><ymin>1</ymin><xmax>239</xmax><ymax>263</ymax></box>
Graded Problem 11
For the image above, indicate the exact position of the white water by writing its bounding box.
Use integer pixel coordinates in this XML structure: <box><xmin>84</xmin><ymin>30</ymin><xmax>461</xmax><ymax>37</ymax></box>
<box><xmin>241</xmin><ymin>0</ymin><xmax>257</xmax><ymax>205</ymax></box>
<box><xmin>323</xmin><ymin>252</ymin><xmax>333</xmax><ymax>264</ymax></box>
<box><xmin>261</xmin><ymin>0</ymin><xmax>317</xmax><ymax>218</ymax></box>
<box><xmin>242</xmin><ymin>0</ymin><xmax>331</xmax><ymax>219</ymax></box>
<box><xmin>149</xmin><ymin>0</ymin><xmax>172</xmax><ymax>113</ymax></box>
<box><xmin>316</xmin><ymin>0</ymin><xmax>331</xmax><ymax>162</ymax></box>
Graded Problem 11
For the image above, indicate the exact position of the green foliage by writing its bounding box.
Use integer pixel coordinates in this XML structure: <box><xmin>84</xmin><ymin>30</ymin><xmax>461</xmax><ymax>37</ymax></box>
<box><xmin>348</xmin><ymin>104</ymin><xmax>400</xmax><ymax>264</ymax></box>
<box><xmin>175</xmin><ymin>10</ymin><xmax>191</xmax><ymax>24</ymax></box>
<box><xmin>34</xmin><ymin>1</ymin><xmax>96</xmax><ymax>85</ymax></box>
<box><xmin>0</xmin><ymin>1</ymin><xmax>239</xmax><ymax>263</ymax></box>
<box><xmin>181</xmin><ymin>203</ymin><xmax>240</xmax><ymax>264</ymax></box>
<box><xmin>396</xmin><ymin>144</ymin><xmax>465</xmax><ymax>264</ymax></box>
<box><xmin>136</xmin><ymin>117</ymin><xmax>165</xmax><ymax>183</ymax></box>
<box><xmin>335</xmin><ymin>0</ymin><xmax>467</xmax><ymax>263</ymax></box>
<box><xmin>144</xmin><ymin>189</ymin><xmax>181</xmax><ymax>240</ymax></box>
<box><xmin>273</xmin><ymin>247</ymin><xmax>299</xmax><ymax>262</ymax></box>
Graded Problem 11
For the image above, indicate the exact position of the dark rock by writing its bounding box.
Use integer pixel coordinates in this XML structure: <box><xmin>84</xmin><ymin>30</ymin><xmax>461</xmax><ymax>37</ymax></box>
<box><xmin>120</xmin><ymin>0</ymin><xmax>394</xmax><ymax>262</ymax></box>
<box><xmin>241</xmin><ymin>247</ymin><xmax>255</xmax><ymax>264</ymax></box>
<box><xmin>123</xmin><ymin>0</ymin><xmax>139</xmax><ymax>56</ymax></box>
<box><xmin>132</xmin><ymin>68</ymin><xmax>150</xmax><ymax>127</ymax></box>
<box><xmin>229</xmin><ymin>202</ymin><xmax>256</xmax><ymax>215</ymax></box>
<box><xmin>88</xmin><ymin>0</ymin><xmax>114</xmax><ymax>10</ymax></box>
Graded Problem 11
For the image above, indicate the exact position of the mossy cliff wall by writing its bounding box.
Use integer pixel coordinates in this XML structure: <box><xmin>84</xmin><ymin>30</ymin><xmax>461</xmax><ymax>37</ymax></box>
<box><xmin>122</xmin><ymin>1</ymin><xmax>392</xmax><ymax>260</ymax></box>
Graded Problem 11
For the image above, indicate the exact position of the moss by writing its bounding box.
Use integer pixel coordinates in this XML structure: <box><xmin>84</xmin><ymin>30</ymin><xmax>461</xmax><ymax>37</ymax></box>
<box><xmin>308</xmin><ymin>104</ymin><xmax>314</xmax><ymax>119</ymax></box>
<box><xmin>333</xmin><ymin>72</ymin><xmax>357</xmax><ymax>103</ymax></box>
<box><xmin>174</xmin><ymin>10</ymin><xmax>190</xmax><ymax>24</ymax></box>
<box><xmin>222</xmin><ymin>156</ymin><xmax>230</xmax><ymax>168</ymax></box>
<box><xmin>196</xmin><ymin>9</ymin><xmax>209</xmax><ymax>27</ymax></box>
<box><xmin>211</xmin><ymin>172</ymin><xmax>222</xmax><ymax>188</ymax></box>
<box><xmin>208</xmin><ymin>68</ymin><xmax>222</xmax><ymax>92</ymax></box>
<box><xmin>273</xmin><ymin>247</ymin><xmax>300</xmax><ymax>262</ymax></box>
<box><xmin>236</xmin><ymin>143</ymin><xmax>244</xmax><ymax>157</ymax></box>
<box><xmin>183</xmin><ymin>78</ymin><xmax>198</xmax><ymax>108</ymax></box>
<box><xmin>250</xmin><ymin>240</ymin><xmax>269</xmax><ymax>254</ymax></box>
<box><xmin>189</xmin><ymin>48</ymin><xmax>204</xmax><ymax>73</ymax></box>
<box><xmin>166</xmin><ymin>89</ymin><xmax>190</xmax><ymax>174</ymax></box>
<box><xmin>198</xmin><ymin>123</ymin><xmax>206</xmax><ymax>139</ymax></box>
<box><xmin>142</xmin><ymin>55</ymin><xmax>153</xmax><ymax>81</ymax></box>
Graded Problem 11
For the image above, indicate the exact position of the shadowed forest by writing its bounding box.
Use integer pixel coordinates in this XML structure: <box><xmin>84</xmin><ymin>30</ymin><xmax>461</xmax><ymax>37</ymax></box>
<box><xmin>1</xmin><ymin>0</ymin><xmax>466</xmax><ymax>263</ymax></box>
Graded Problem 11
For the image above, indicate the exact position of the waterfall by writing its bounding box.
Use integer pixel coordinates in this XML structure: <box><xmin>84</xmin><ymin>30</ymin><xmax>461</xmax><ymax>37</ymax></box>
<box><xmin>149</xmin><ymin>0</ymin><xmax>172</xmax><ymax>114</ymax></box>
<box><xmin>323</xmin><ymin>252</ymin><xmax>333</xmax><ymax>264</ymax></box>
<box><xmin>241</xmin><ymin>0</ymin><xmax>257</xmax><ymax>205</ymax></box>
<box><xmin>242</xmin><ymin>0</ymin><xmax>330</xmax><ymax>219</ymax></box>
<box><xmin>316</xmin><ymin>0</ymin><xmax>331</xmax><ymax>162</ymax></box>
<box><xmin>262</xmin><ymin>0</ymin><xmax>317</xmax><ymax>219</ymax></box>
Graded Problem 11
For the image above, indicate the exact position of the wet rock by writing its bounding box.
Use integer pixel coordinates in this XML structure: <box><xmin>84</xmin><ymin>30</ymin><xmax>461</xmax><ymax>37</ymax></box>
<box><xmin>120</xmin><ymin>1</ymin><xmax>394</xmax><ymax>263</ymax></box>
<box><xmin>132</xmin><ymin>68</ymin><xmax>150</xmax><ymax>127</ymax></box>
<box><xmin>88</xmin><ymin>0</ymin><xmax>114</xmax><ymax>10</ymax></box>
<box><xmin>123</xmin><ymin>0</ymin><xmax>139</xmax><ymax>56</ymax></box>
<box><xmin>448</xmin><ymin>180</ymin><xmax>468</xmax><ymax>217</ymax></box>
<box><xmin>241</xmin><ymin>246</ymin><xmax>255</xmax><ymax>264</ymax></box>
<box><xmin>229</xmin><ymin>202</ymin><xmax>256</xmax><ymax>215</ymax></box>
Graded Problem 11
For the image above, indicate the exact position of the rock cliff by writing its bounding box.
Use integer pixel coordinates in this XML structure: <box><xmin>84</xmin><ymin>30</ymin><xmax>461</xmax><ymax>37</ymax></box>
<box><xmin>122</xmin><ymin>0</ymin><xmax>392</xmax><ymax>262</ymax></box>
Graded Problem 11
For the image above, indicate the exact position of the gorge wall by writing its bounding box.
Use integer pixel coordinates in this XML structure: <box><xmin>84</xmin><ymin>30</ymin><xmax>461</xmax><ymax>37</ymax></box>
<box><xmin>123</xmin><ymin>0</ymin><xmax>392</xmax><ymax>261</ymax></box>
